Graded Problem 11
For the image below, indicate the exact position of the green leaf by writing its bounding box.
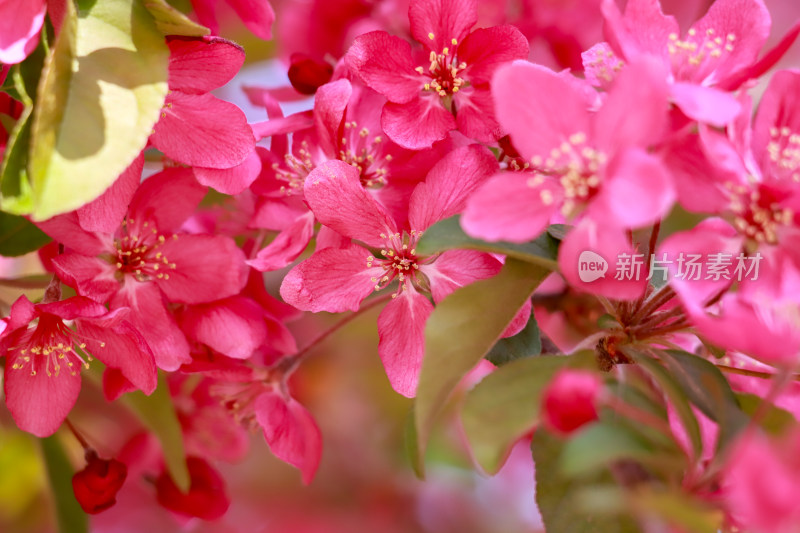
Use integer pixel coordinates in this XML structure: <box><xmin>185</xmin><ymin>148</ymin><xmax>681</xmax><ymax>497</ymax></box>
<box><xmin>736</xmin><ymin>392</ymin><xmax>796</xmax><ymax>436</ymax></box>
<box><xmin>403</xmin><ymin>406</ymin><xmax>425</xmax><ymax>479</ymax></box>
<box><xmin>461</xmin><ymin>352</ymin><xmax>595</xmax><ymax>474</ymax></box>
<box><xmin>560</xmin><ymin>422</ymin><xmax>661</xmax><ymax>478</ymax></box>
<box><xmin>547</xmin><ymin>224</ymin><xmax>571</xmax><ymax>241</ymax></box>
<box><xmin>0</xmin><ymin>211</ymin><xmax>52</xmax><ymax>256</ymax></box>
<box><xmin>144</xmin><ymin>0</ymin><xmax>210</xmax><ymax>36</ymax></box>
<box><xmin>24</xmin><ymin>0</ymin><xmax>169</xmax><ymax>220</ymax></box>
<box><xmin>633</xmin><ymin>489</ymin><xmax>722</xmax><ymax>533</ymax></box>
<box><xmin>629</xmin><ymin>350</ymin><xmax>703</xmax><ymax>462</ymax></box>
<box><xmin>658</xmin><ymin>350</ymin><xmax>748</xmax><ymax>451</ymax></box>
<box><xmin>123</xmin><ymin>372</ymin><xmax>190</xmax><ymax>491</ymax></box>
<box><xmin>533</xmin><ymin>430</ymin><xmax>641</xmax><ymax>533</ymax></box>
<box><xmin>414</xmin><ymin>259</ymin><xmax>551</xmax><ymax>470</ymax></box>
<box><xmin>416</xmin><ymin>215</ymin><xmax>560</xmax><ymax>269</ymax></box>
<box><xmin>40</xmin><ymin>435</ymin><xmax>88</xmax><ymax>533</ymax></box>
<box><xmin>485</xmin><ymin>313</ymin><xmax>541</xmax><ymax>366</ymax></box>
<box><xmin>1</xmin><ymin>67</ymin><xmax>35</xmax><ymax>212</ymax></box>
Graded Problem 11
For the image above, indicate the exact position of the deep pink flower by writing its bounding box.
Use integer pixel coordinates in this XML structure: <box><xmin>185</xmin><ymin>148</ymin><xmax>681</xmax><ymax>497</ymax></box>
<box><xmin>0</xmin><ymin>0</ymin><xmax>46</xmax><ymax>64</ymax></box>
<box><xmin>37</xmin><ymin>164</ymin><xmax>248</xmax><ymax>371</ymax></box>
<box><xmin>541</xmin><ymin>368</ymin><xmax>603</xmax><ymax>435</ymax></box>
<box><xmin>0</xmin><ymin>295</ymin><xmax>157</xmax><ymax>437</ymax></box>
<box><xmin>72</xmin><ymin>452</ymin><xmax>128</xmax><ymax>515</ymax></box>
<box><xmin>280</xmin><ymin>145</ymin><xmax>503</xmax><ymax>396</ymax></box>
<box><xmin>150</xmin><ymin>36</ymin><xmax>258</xmax><ymax>194</ymax></box>
<box><xmin>346</xmin><ymin>0</ymin><xmax>529</xmax><ymax>149</ymax></box>
<box><xmin>189</xmin><ymin>0</ymin><xmax>275</xmax><ymax>40</ymax></box>
<box><xmin>155</xmin><ymin>456</ymin><xmax>230</xmax><ymax>521</ymax></box>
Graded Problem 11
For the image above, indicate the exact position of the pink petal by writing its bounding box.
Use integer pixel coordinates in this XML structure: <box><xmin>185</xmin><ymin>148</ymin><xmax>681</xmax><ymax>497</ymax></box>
<box><xmin>492</xmin><ymin>61</ymin><xmax>591</xmax><ymax>162</ymax></box>
<box><xmin>52</xmin><ymin>254</ymin><xmax>119</xmax><ymax>304</ymax></box>
<box><xmin>582</xmin><ymin>42</ymin><xmax>625</xmax><ymax>89</ymax></box>
<box><xmin>419</xmin><ymin>250</ymin><xmax>501</xmax><ymax>304</ymax></box>
<box><xmin>167</xmin><ymin>36</ymin><xmax>245</xmax><ymax>94</ymax></box>
<box><xmin>37</xmin><ymin>295</ymin><xmax>107</xmax><ymax>321</ymax></box>
<box><xmin>155</xmin><ymin>234</ymin><xmax>247</xmax><ymax>305</ymax></box>
<box><xmin>592</xmin><ymin>148</ymin><xmax>675</xmax><ymax>228</ymax></box>
<box><xmin>4</xmin><ymin>360</ymin><xmax>80</xmax><ymax>437</ymax></box>
<box><xmin>0</xmin><ymin>0</ymin><xmax>45</xmax><ymax>64</ymax></box>
<box><xmin>669</xmin><ymin>82</ymin><xmax>742</xmax><ymax>127</ymax></box>
<box><xmin>381</xmin><ymin>97</ymin><xmax>455</xmax><ymax>150</ymax></box>
<box><xmin>150</xmin><ymin>92</ymin><xmax>254</xmax><ymax>169</ymax></box>
<box><xmin>112</xmin><ymin>283</ymin><xmax>191</xmax><ymax>372</ymax></box>
<box><xmin>280</xmin><ymin>246</ymin><xmax>382</xmax><ymax>313</ymax></box>
<box><xmin>657</xmin><ymin>218</ymin><xmax>743</xmax><ymax>314</ymax></box>
<box><xmin>102</xmin><ymin>368</ymin><xmax>137</xmax><ymax>402</ymax></box>
<box><xmin>600</xmin><ymin>0</ymin><xmax>678</xmax><ymax>61</ymax></box>
<box><xmin>128</xmin><ymin>167</ymin><xmax>207</xmax><ymax>233</ymax></box>
<box><xmin>752</xmin><ymin>70</ymin><xmax>800</xmax><ymax>181</ymax></box>
<box><xmin>346</xmin><ymin>32</ymin><xmax>424</xmax><ymax>104</ymax></box>
<box><xmin>376</xmin><ymin>286</ymin><xmax>434</xmax><ymax>397</ymax></box>
<box><xmin>247</xmin><ymin>211</ymin><xmax>315</xmax><ymax>272</ymax></box>
<box><xmin>461</xmin><ymin>172</ymin><xmax>562</xmax><ymax>243</ymax></box>
<box><xmin>304</xmin><ymin>160</ymin><xmax>397</xmax><ymax>247</ymax></box>
<box><xmin>409</xmin><ymin>0</ymin><xmax>477</xmax><ymax>52</ymax></box>
<box><xmin>314</xmin><ymin>79</ymin><xmax>352</xmax><ymax>156</ymax></box>
<box><xmin>687</xmin><ymin>0</ymin><xmax>771</xmax><ymax>85</ymax></box>
<box><xmin>178</xmin><ymin>296</ymin><xmax>268</xmax><ymax>360</ymax></box>
<box><xmin>558</xmin><ymin>219</ymin><xmax>647</xmax><ymax>300</ymax></box>
<box><xmin>251</xmin><ymin>111</ymin><xmax>314</xmax><ymax>140</ymax></box>
<box><xmin>78</xmin><ymin>313</ymin><xmax>157</xmax><ymax>395</ymax></box>
<box><xmin>457</xmin><ymin>25</ymin><xmax>529</xmax><ymax>85</ymax></box>
<box><xmin>454</xmin><ymin>87</ymin><xmax>503</xmax><ymax>143</ymax></box>
<box><xmin>254</xmin><ymin>392</ymin><xmax>322</xmax><ymax>484</ymax></box>
<box><xmin>35</xmin><ymin>213</ymin><xmax>108</xmax><ymax>256</ymax></box>
<box><xmin>225</xmin><ymin>0</ymin><xmax>275</xmax><ymax>40</ymax></box>
<box><xmin>594</xmin><ymin>57</ymin><xmax>669</xmax><ymax>153</ymax></box>
<box><xmin>408</xmin><ymin>144</ymin><xmax>498</xmax><ymax>231</ymax></box>
<box><xmin>77</xmin><ymin>153</ymin><xmax>143</xmax><ymax>234</ymax></box>
<box><xmin>194</xmin><ymin>149</ymin><xmax>262</xmax><ymax>195</ymax></box>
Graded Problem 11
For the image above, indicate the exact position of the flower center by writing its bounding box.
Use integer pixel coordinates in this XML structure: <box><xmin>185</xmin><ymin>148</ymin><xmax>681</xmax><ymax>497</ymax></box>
<box><xmin>729</xmin><ymin>184</ymin><xmax>794</xmax><ymax>244</ymax></box>
<box><xmin>367</xmin><ymin>231</ymin><xmax>428</xmax><ymax>296</ymax></box>
<box><xmin>339</xmin><ymin>121</ymin><xmax>391</xmax><ymax>188</ymax></box>
<box><xmin>530</xmin><ymin>132</ymin><xmax>606</xmax><ymax>216</ymax></box>
<box><xmin>766</xmin><ymin>126</ymin><xmax>800</xmax><ymax>183</ymax></box>
<box><xmin>668</xmin><ymin>28</ymin><xmax>736</xmax><ymax>80</ymax></box>
<box><xmin>9</xmin><ymin>315</ymin><xmax>102</xmax><ymax>377</ymax></box>
<box><xmin>416</xmin><ymin>39</ymin><xmax>467</xmax><ymax>97</ymax></box>
<box><xmin>114</xmin><ymin>219</ymin><xmax>177</xmax><ymax>282</ymax></box>
<box><xmin>272</xmin><ymin>140</ymin><xmax>316</xmax><ymax>196</ymax></box>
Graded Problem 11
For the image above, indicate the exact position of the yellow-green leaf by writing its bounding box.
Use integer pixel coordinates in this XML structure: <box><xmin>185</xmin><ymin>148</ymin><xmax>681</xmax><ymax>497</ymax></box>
<box><xmin>40</xmin><ymin>435</ymin><xmax>88</xmax><ymax>533</ymax></box>
<box><xmin>144</xmin><ymin>0</ymin><xmax>210</xmax><ymax>36</ymax></box>
<box><xmin>25</xmin><ymin>0</ymin><xmax>168</xmax><ymax>220</ymax></box>
<box><xmin>461</xmin><ymin>352</ymin><xmax>595</xmax><ymax>474</ymax></box>
<box><xmin>414</xmin><ymin>259</ymin><xmax>550</xmax><ymax>471</ymax></box>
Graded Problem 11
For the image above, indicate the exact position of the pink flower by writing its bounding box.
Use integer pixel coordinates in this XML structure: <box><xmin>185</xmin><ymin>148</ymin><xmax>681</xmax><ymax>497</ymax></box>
<box><xmin>37</xmin><ymin>162</ymin><xmax>248</xmax><ymax>371</ymax></box>
<box><xmin>150</xmin><ymin>36</ymin><xmax>258</xmax><ymax>195</ymax></box>
<box><xmin>280</xmin><ymin>145</ymin><xmax>502</xmax><ymax>396</ymax></box>
<box><xmin>0</xmin><ymin>295</ymin><xmax>157</xmax><ymax>437</ymax></box>
<box><xmin>0</xmin><ymin>0</ymin><xmax>46</xmax><ymax>64</ymax></box>
<box><xmin>541</xmin><ymin>368</ymin><xmax>602</xmax><ymax>435</ymax></box>
<box><xmin>189</xmin><ymin>0</ymin><xmax>275</xmax><ymax>40</ymax></box>
<box><xmin>724</xmin><ymin>429</ymin><xmax>800</xmax><ymax>533</ymax></box>
<box><xmin>346</xmin><ymin>0</ymin><xmax>529</xmax><ymax>149</ymax></box>
<box><xmin>591</xmin><ymin>0</ymin><xmax>800</xmax><ymax>126</ymax></box>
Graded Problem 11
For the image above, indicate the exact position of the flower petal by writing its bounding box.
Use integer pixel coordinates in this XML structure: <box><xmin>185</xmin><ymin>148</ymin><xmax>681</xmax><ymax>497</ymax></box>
<box><xmin>409</xmin><ymin>0</ymin><xmax>477</xmax><ymax>52</ymax></box>
<box><xmin>381</xmin><ymin>96</ymin><xmax>455</xmax><ymax>150</ymax></box>
<box><xmin>178</xmin><ymin>296</ymin><xmax>269</xmax><ymax>360</ymax></box>
<box><xmin>419</xmin><ymin>250</ymin><xmax>501</xmax><ymax>304</ymax></box>
<box><xmin>346</xmin><ymin>32</ymin><xmax>423</xmax><ymax>104</ymax></box>
<box><xmin>167</xmin><ymin>36</ymin><xmax>245</xmax><ymax>94</ymax></box>
<box><xmin>4</xmin><ymin>360</ymin><xmax>80</xmax><ymax>437</ymax></box>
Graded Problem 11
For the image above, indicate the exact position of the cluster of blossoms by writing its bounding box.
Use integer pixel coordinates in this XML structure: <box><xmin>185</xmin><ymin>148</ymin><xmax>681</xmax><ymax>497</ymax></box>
<box><xmin>2</xmin><ymin>0</ymin><xmax>800</xmax><ymax>531</ymax></box>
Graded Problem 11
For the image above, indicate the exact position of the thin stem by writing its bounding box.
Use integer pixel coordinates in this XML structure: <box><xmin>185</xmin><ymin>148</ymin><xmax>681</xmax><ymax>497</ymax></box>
<box><xmin>715</xmin><ymin>364</ymin><xmax>800</xmax><ymax>381</ymax></box>
<box><xmin>629</xmin><ymin>285</ymin><xmax>676</xmax><ymax>324</ymax></box>
<box><xmin>276</xmin><ymin>292</ymin><xmax>394</xmax><ymax>376</ymax></box>
<box><xmin>64</xmin><ymin>418</ymin><xmax>90</xmax><ymax>451</ymax></box>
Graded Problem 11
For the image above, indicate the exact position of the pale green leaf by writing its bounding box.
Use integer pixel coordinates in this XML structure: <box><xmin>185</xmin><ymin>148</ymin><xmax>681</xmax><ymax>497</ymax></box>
<box><xmin>26</xmin><ymin>0</ymin><xmax>168</xmax><ymax>220</ymax></box>
<box><xmin>144</xmin><ymin>0</ymin><xmax>210</xmax><ymax>36</ymax></box>
<box><xmin>416</xmin><ymin>216</ymin><xmax>560</xmax><ymax>269</ymax></box>
<box><xmin>461</xmin><ymin>352</ymin><xmax>595</xmax><ymax>474</ymax></box>
<box><xmin>414</xmin><ymin>259</ymin><xmax>551</xmax><ymax>470</ymax></box>
<box><xmin>484</xmin><ymin>313</ymin><xmax>542</xmax><ymax>366</ymax></box>
<box><xmin>40</xmin><ymin>435</ymin><xmax>88</xmax><ymax>533</ymax></box>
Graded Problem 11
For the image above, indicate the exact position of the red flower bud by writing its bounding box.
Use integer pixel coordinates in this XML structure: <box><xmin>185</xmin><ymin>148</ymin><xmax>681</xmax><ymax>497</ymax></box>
<box><xmin>71</xmin><ymin>452</ymin><xmax>128</xmax><ymax>514</ymax></box>
<box><xmin>288</xmin><ymin>53</ymin><xmax>333</xmax><ymax>95</ymax></box>
<box><xmin>541</xmin><ymin>369</ymin><xmax>603</xmax><ymax>435</ymax></box>
<box><xmin>155</xmin><ymin>457</ymin><xmax>230</xmax><ymax>520</ymax></box>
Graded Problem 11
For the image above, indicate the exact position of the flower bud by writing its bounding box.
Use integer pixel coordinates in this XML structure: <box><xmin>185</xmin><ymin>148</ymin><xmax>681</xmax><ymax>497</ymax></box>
<box><xmin>288</xmin><ymin>53</ymin><xmax>334</xmax><ymax>95</ymax></box>
<box><xmin>541</xmin><ymin>369</ymin><xmax>602</xmax><ymax>435</ymax></box>
<box><xmin>155</xmin><ymin>456</ymin><xmax>230</xmax><ymax>520</ymax></box>
<box><xmin>71</xmin><ymin>451</ymin><xmax>128</xmax><ymax>514</ymax></box>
